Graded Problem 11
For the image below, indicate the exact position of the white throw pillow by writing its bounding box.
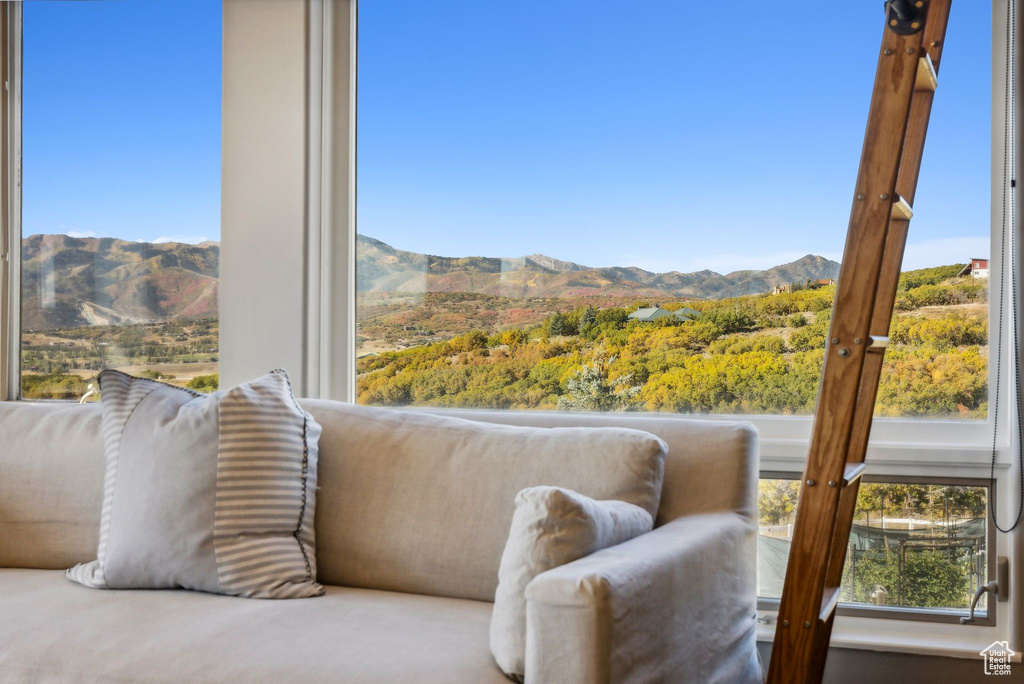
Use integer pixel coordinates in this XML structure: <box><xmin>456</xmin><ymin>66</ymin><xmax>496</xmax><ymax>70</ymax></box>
<box><xmin>490</xmin><ymin>486</ymin><xmax>654</xmax><ymax>680</ymax></box>
<box><xmin>66</xmin><ymin>369</ymin><xmax>323</xmax><ymax>599</ymax></box>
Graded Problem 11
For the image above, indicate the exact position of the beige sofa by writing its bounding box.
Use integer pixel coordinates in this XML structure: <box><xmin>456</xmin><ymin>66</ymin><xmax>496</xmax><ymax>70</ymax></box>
<box><xmin>0</xmin><ymin>400</ymin><xmax>762</xmax><ymax>683</ymax></box>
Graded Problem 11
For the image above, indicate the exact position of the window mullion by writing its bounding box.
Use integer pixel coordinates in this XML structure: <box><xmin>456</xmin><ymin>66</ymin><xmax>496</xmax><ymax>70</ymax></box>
<box><xmin>2</xmin><ymin>1</ymin><xmax>20</xmax><ymax>402</ymax></box>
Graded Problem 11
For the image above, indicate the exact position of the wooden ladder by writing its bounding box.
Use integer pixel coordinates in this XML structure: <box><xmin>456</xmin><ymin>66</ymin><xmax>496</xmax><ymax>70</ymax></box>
<box><xmin>767</xmin><ymin>1</ymin><xmax>953</xmax><ymax>682</ymax></box>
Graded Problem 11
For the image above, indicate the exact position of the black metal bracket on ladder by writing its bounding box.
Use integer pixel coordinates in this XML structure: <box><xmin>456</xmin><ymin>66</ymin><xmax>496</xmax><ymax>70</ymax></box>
<box><xmin>885</xmin><ymin>0</ymin><xmax>927</xmax><ymax>35</ymax></box>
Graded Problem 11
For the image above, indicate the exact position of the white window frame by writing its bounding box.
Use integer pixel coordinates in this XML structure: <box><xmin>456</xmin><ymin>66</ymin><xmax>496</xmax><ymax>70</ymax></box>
<box><xmin>1</xmin><ymin>1</ymin><xmax>18</xmax><ymax>402</ymax></box>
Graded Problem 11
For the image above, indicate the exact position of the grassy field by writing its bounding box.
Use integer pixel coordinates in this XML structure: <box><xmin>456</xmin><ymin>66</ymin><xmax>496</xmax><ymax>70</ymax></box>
<box><xmin>21</xmin><ymin>318</ymin><xmax>219</xmax><ymax>400</ymax></box>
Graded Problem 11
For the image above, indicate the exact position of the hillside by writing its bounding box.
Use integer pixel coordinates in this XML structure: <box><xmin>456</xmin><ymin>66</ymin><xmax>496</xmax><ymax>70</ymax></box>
<box><xmin>21</xmin><ymin>234</ymin><xmax>219</xmax><ymax>330</ymax></box>
<box><xmin>356</xmin><ymin>235</ymin><xmax>841</xmax><ymax>300</ymax></box>
<box><xmin>357</xmin><ymin>265</ymin><xmax>988</xmax><ymax>419</ymax></box>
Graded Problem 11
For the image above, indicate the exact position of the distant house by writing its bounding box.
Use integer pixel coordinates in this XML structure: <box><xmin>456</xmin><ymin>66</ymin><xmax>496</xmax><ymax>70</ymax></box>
<box><xmin>769</xmin><ymin>280</ymin><xmax>831</xmax><ymax>295</ymax></box>
<box><xmin>628</xmin><ymin>306</ymin><xmax>700</xmax><ymax>323</ymax></box>
<box><xmin>957</xmin><ymin>258</ymin><xmax>989</xmax><ymax>279</ymax></box>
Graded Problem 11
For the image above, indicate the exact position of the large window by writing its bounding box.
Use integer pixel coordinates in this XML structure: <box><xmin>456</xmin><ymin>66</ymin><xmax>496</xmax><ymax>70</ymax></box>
<box><xmin>355</xmin><ymin>2</ymin><xmax>991</xmax><ymax>420</ymax></box>
<box><xmin>18</xmin><ymin>0</ymin><xmax>221</xmax><ymax>400</ymax></box>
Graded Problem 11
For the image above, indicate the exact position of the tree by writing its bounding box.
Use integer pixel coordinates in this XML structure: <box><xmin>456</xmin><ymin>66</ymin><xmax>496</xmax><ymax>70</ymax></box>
<box><xmin>847</xmin><ymin>548</ymin><xmax>971</xmax><ymax>608</ymax></box>
<box><xmin>596</xmin><ymin>307</ymin><xmax>629</xmax><ymax>325</ymax></box>
<box><xmin>501</xmin><ymin>328</ymin><xmax>528</xmax><ymax>347</ymax></box>
<box><xmin>578</xmin><ymin>305</ymin><xmax>598</xmax><ymax>338</ymax></box>
<box><xmin>547</xmin><ymin>312</ymin><xmax>569</xmax><ymax>337</ymax></box>
<box><xmin>558</xmin><ymin>348</ymin><xmax>640</xmax><ymax>412</ymax></box>
<box><xmin>758</xmin><ymin>479</ymin><xmax>801</xmax><ymax>526</ymax></box>
<box><xmin>455</xmin><ymin>330</ymin><xmax>488</xmax><ymax>352</ymax></box>
<box><xmin>699</xmin><ymin>308</ymin><xmax>754</xmax><ymax>334</ymax></box>
<box><xmin>579</xmin><ymin>306</ymin><xmax>597</xmax><ymax>328</ymax></box>
<box><xmin>187</xmin><ymin>374</ymin><xmax>219</xmax><ymax>392</ymax></box>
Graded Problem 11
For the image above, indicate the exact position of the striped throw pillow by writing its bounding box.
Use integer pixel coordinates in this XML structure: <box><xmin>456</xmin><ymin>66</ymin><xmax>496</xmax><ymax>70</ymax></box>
<box><xmin>67</xmin><ymin>369</ymin><xmax>323</xmax><ymax>599</ymax></box>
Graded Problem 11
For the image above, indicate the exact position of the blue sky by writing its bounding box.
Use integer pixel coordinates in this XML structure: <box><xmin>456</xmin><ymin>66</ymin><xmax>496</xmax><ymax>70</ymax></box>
<box><xmin>359</xmin><ymin>1</ymin><xmax>992</xmax><ymax>273</ymax></box>
<box><xmin>23</xmin><ymin>0</ymin><xmax>221</xmax><ymax>245</ymax></box>
<box><xmin>23</xmin><ymin>1</ymin><xmax>990</xmax><ymax>274</ymax></box>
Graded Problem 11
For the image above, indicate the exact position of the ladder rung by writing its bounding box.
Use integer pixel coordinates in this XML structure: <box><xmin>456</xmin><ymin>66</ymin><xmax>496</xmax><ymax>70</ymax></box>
<box><xmin>820</xmin><ymin>586</ymin><xmax>842</xmax><ymax>622</ymax></box>
<box><xmin>843</xmin><ymin>462</ymin><xmax>866</xmax><ymax>487</ymax></box>
<box><xmin>916</xmin><ymin>54</ymin><xmax>938</xmax><ymax>92</ymax></box>
<box><xmin>867</xmin><ymin>335</ymin><xmax>889</xmax><ymax>351</ymax></box>
<box><xmin>890</xmin><ymin>194</ymin><xmax>913</xmax><ymax>219</ymax></box>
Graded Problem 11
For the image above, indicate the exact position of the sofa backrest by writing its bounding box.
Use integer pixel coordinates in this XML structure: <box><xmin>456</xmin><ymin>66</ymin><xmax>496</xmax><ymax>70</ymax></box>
<box><xmin>301</xmin><ymin>402</ymin><xmax>671</xmax><ymax>601</ymax></box>
<box><xmin>421</xmin><ymin>408</ymin><xmax>759</xmax><ymax>527</ymax></box>
<box><xmin>0</xmin><ymin>402</ymin><xmax>105</xmax><ymax>570</ymax></box>
<box><xmin>0</xmin><ymin>399</ymin><xmax>757</xmax><ymax>602</ymax></box>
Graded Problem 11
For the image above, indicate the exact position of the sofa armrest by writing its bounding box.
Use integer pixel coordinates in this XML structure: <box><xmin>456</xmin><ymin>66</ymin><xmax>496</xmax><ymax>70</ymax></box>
<box><xmin>523</xmin><ymin>512</ymin><xmax>762</xmax><ymax>684</ymax></box>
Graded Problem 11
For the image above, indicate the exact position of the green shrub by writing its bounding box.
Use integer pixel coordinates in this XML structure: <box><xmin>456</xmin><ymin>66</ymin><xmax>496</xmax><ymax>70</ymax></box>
<box><xmin>787</xmin><ymin>313</ymin><xmax>808</xmax><ymax>328</ymax></box>
<box><xmin>186</xmin><ymin>373</ymin><xmax>219</xmax><ymax>393</ymax></box>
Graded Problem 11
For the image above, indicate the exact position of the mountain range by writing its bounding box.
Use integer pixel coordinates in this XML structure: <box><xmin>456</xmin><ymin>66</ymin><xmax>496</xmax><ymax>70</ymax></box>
<box><xmin>357</xmin><ymin>235</ymin><xmax>840</xmax><ymax>301</ymax></box>
<box><xmin>20</xmin><ymin>233</ymin><xmax>840</xmax><ymax>330</ymax></box>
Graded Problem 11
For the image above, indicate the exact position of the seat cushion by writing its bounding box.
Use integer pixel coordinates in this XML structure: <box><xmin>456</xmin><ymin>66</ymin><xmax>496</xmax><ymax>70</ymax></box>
<box><xmin>0</xmin><ymin>569</ymin><xmax>508</xmax><ymax>684</ymax></box>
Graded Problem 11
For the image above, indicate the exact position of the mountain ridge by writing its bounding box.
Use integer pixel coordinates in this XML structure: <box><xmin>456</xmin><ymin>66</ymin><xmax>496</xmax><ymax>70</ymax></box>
<box><xmin>355</xmin><ymin>234</ymin><xmax>840</xmax><ymax>301</ymax></box>
<box><xmin>21</xmin><ymin>234</ymin><xmax>219</xmax><ymax>330</ymax></box>
<box><xmin>20</xmin><ymin>233</ymin><xmax>840</xmax><ymax>330</ymax></box>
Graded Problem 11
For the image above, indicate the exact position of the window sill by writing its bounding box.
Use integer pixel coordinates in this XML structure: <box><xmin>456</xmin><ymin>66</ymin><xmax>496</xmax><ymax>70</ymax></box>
<box><xmin>759</xmin><ymin>436</ymin><xmax>1014</xmax><ymax>472</ymax></box>
<box><xmin>756</xmin><ymin>615</ymin><xmax>1016</xmax><ymax>661</ymax></box>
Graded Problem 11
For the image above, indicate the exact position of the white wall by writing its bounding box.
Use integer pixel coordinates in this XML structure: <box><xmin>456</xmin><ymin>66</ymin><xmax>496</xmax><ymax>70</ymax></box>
<box><xmin>221</xmin><ymin>0</ymin><xmax>355</xmax><ymax>399</ymax></box>
<box><xmin>221</xmin><ymin>0</ymin><xmax>312</xmax><ymax>393</ymax></box>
